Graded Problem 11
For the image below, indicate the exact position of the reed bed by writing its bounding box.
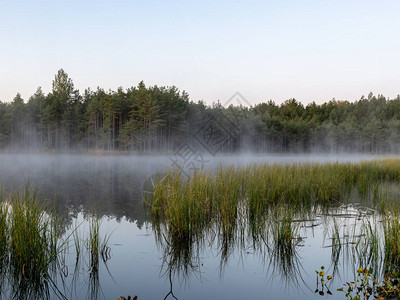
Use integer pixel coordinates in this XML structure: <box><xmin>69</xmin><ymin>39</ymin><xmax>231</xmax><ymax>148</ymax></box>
<box><xmin>0</xmin><ymin>189</ymin><xmax>112</xmax><ymax>299</ymax></box>
<box><xmin>0</xmin><ymin>189</ymin><xmax>63</xmax><ymax>299</ymax></box>
<box><xmin>147</xmin><ymin>159</ymin><xmax>400</xmax><ymax>276</ymax></box>
<box><xmin>7</xmin><ymin>189</ymin><xmax>61</xmax><ymax>282</ymax></box>
<box><xmin>383</xmin><ymin>211</ymin><xmax>400</xmax><ymax>270</ymax></box>
<box><xmin>147</xmin><ymin>159</ymin><xmax>400</xmax><ymax>235</ymax></box>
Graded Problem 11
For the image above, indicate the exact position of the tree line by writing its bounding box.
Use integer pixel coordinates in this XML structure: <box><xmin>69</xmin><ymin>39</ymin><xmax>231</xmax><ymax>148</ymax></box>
<box><xmin>1</xmin><ymin>69</ymin><xmax>400</xmax><ymax>154</ymax></box>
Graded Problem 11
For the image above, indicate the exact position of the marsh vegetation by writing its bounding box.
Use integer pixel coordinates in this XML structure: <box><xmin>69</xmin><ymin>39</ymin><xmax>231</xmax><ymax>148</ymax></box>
<box><xmin>2</xmin><ymin>155</ymin><xmax>400</xmax><ymax>299</ymax></box>
<box><xmin>147</xmin><ymin>159</ymin><xmax>400</xmax><ymax>296</ymax></box>
<box><xmin>0</xmin><ymin>189</ymin><xmax>112</xmax><ymax>299</ymax></box>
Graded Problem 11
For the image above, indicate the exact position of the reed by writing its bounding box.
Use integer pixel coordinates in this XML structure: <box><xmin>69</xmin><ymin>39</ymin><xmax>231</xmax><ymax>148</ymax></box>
<box><xmin>359</xmin><ymin>217</ymin><xmax>381</xmax><ymax>273</ymax></box>
<box><xmin>0</xmin><ymin>197</ymin><xmax>9</xmax><ymax>266</ymax></box>
<box><xmin>0</xmin><ymin>188</ymin><xmax>117</xmax><ymax>299</ymax></box>
<box><xmin>148</xmin><ymin>160</ymin><xmax>400</xmax><ymax>238</ymax></box>
<box><xmin>86</xmin><ymin>214</ymin><xmax>112</xmax><ymax>272</ymax></box>
<box><xmin>0</xmin><ymin>189</ymin><xmax>66</xmax><ymax>299</ymax></box>
<box><xmin>8</xmin><ymin>189</ymin><xmax>61</xmax><ymax>281</ymax></box>
<box><xmin>88</xmin><ymin>215</ymin><xmax>100</xmax><ymax>272</ymax></box>
<box><xmin>148</xmin><ymin>159</ymin><xmax>400</xmax><ymax>276</ymax></box>
<box><xmin>382</xmin><ymin>210</ymin><xmax>400</xmax><ymax>270</ymax></box>
<box><xmin>269</xmin><ymin>206</ymin><xmax>298</xmax><ymax>253</ymax></box>
<box><xmin>72</xmin><ymin>221</ymin><xmax>81</xmax><ymax>261</ymax></box>
<box><xmin>0</xmin><ymin>194</ymin><xmax>9</xmax><ymax>292</ymax></box>
<box><xmin>328</xmin><ymin>218</ymin><xmax>341</xmax><ymax>274</ymax></box>
<box><xmin>267</xmin><ymin>205</ymin><xmax>301</xmax><ymax>278</ymax></box>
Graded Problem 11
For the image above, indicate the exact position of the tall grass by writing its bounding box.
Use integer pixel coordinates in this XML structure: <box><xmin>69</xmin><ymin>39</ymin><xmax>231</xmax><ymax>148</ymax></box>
<box><xmin>147</xmin><ymin>160</ymin><xmax>400</xmax><ymax>237</ymax></box>
<box><xmin>383</xmin><ymin>211</ymin><xmax>400</xmax><ymax>271</ymax></box>
<box><xmin>8</xmin><ymin>189</ymin><xmax>61</xmax><ymax>281</ymax></box>
<box><xmin>0</xmin><ymin>198</ymin><xmax>9</xmax><ymax>264</ymax></box>
<box><xmin>88</xmin><ymin>216</ymin><xmax>100</xmax><ymax>272</ymax></box>
<box><xmin>267</xmin><ymin>205</ymin><xmax>300</xmax><ymax>278</ymax></box>
<box><xmin>0</xmin><ymin>189</ymin><xmax>64</xmax><ymax>299</ymax></box>
<box><xmin>0</xmin><ymin>189</ymin><xmax>112</xmax><ymax>299</ymax></box>
<box><xmin>147</xmin><ymin>159</ymin><xmax>400</xmax><ymax>276</ymax></box>
<box><xmin>0</xmin><ymin>195</ymin><xmax>9</xmax><ymax>293</ymax></box>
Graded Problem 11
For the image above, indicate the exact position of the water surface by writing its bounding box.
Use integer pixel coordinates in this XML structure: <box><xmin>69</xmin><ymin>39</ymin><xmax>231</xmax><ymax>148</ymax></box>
<box><xmin>0</xmin><ymin>153</ymin><xmax>395</xmax><ymax>299</ymax></box>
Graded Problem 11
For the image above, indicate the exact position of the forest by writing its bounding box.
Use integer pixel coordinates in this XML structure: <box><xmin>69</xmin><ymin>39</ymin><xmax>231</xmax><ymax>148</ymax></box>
<box><xmin>1</xmin><ymin>69</ymin><xmax>400</xmax><ymax>154</ymax></box>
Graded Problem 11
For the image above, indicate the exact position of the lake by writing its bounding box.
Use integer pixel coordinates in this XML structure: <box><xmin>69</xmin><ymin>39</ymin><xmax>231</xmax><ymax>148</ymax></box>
<box><xmin>0</xmin><ymin>153</ymin><xmax>396</xmax><ymax>300</ymax></box>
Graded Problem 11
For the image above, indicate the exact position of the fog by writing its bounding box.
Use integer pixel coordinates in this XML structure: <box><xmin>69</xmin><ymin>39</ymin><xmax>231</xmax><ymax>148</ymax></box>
<box><xmin>1</xmin><ymin>152</ymin><xmax>398</xmax><ymax>300</ymax></box>
<box><xmin>1</xmin><ymin>153</ymin><xmax>395</xmax><ymax>223</ymax></box>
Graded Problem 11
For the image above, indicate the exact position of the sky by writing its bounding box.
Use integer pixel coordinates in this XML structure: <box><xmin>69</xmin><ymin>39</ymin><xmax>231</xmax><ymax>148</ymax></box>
<box><xmin>1</xmin><ymin>0</ymin><xmax>400</xmax><ymax>106</ymax></box>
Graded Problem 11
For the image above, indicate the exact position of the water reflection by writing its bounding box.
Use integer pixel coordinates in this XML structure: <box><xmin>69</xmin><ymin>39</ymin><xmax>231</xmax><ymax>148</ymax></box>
<box><xmin>0</xmin><ymin>206</ymin><xmax>114</xmax><ymax>300</ymax></box>
<box><xmin>0</xmin><ymin>202</ymin><xmax>397</xmax><ymax>299</ymax></box>
<box><xmin>151</xmin><ymin>199</ymin><xmax>400</xmax><ymax>300</ymax></box>
<box><xmin>0</xmin><ymin>154</ymin><xmax>171</xmax><ymax>229</ymax></box>
<box><xmin>0</xmin><ymin>255</ymin><xmax>68</xmax><ymax>300</ymax></box>
<box><xmin>1</xmin><ymin>154</ymin><xmax>400</xmax><ymax>299</ymax></box>
<box><xmin>152</xmin><ymin>204</ymin><xmax>314</xmax><ymax>294</ymax></box>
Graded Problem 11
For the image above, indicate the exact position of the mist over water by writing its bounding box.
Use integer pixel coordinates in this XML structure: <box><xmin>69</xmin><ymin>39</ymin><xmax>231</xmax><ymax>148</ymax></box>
<box><xmin>0</xmin><ymin>153</ymin><xmax>398</xmax><ymax>300</ymax></box>
<box><xmin>1</xmin><ymin>153</ymin><xmax>394</xmax><ymax>221</ymax></box>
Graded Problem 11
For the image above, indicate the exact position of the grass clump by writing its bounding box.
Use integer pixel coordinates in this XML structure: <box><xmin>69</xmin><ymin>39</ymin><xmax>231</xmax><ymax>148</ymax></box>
<box><xmin>8</xmin><ymin>190</ymin><xmax>61</xmax><ymax>281</ymax></box>
<box><xmin>147</xmin><ymin>159</ymin><xmax>400</xmax><ymax>276</ymax></box>
<box><xmin>382</xmin><ymin>211</ymin><xmax>400</xmax><ymax>270</ymax></box>
<box><xmin>88</xmin><ymin>216</ymin><xmax>100</xmax><ymax>271</ymax></box>
<box><xmin>0</xmin><ymin>189</ymin><xmax>64</xmax><ymax>299</ymax></box>
<box><xmin>147</xmin><ymin>159</ymin><xmax>400</xmax><ymax>239</ymax></box>
<box><xmin>87</xmin><ymin>215</ymin><xmax>112</xmax><ymax>274</ymax></box>
<box><xmin>0</xmin><ymin>199</ymin><xmax>9</xmax><ymax>264</ymax></box>
<box><xmin>0</xmin><ymin>189</ymin><xmax>114</xmax><ymax>299</ymax></box>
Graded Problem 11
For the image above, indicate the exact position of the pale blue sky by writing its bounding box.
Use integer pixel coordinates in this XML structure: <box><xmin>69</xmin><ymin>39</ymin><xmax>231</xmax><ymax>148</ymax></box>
<box><xmin>1</xmin><ymin>0</ymin><xmax>399</xmax><ymax>105</ymax></box>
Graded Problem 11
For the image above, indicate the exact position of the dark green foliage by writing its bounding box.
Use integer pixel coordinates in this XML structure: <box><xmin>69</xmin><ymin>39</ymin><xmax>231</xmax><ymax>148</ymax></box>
<box><xmin>2</xmin><ymin>70</ymin><xmax>400</xmax><ymax>153</ymax></box>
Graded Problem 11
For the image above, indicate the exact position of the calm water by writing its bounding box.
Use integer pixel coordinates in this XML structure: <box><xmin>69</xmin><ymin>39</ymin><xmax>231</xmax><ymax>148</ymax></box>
<box><xmin>0</xmin><ymin>153</ymin><xmax>395</xmax><ymax>300</ymax></box>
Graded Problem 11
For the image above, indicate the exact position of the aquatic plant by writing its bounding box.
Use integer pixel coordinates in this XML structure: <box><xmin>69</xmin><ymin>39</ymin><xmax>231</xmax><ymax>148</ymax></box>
<box><xmin>8</xmin><ymin>189</ymin><xmax>61</xmax><ymax>281</ymax></box>
<box><xmin>117</xmin><ymin>296</ymin><xmax>138</xmax><ymax>300</ymax></box>
<box><xmin>148</xmin><ymin>159</ymin><xmax>400</xmax><ymax>286</ymax></box>
<box><xmin>268</xmin><ymin>205</ymin><xmax>299</xmax><ymax>272</ymax></box>
<box><xmin>0</xmin><ymin>195</ymin><xmax>9</xmax><ymax>293</ymax></box>
<box><xmin>338</xmin><ymin>267</ymin><xmax>400</xmax><ymax>300</ymax></box>
<box><xmin>0</xmin><ymin>189</ymin><xmax>68</xmax><ymax>299</ymax></box>
<box><xmin>148</xmin><ymin>160</ymin><xmax>400</xmax><ymax>246</ymax></box>
<box><xmin>70</xmin><ymin>219</ymin><xmax>83</xmax><ymax>263</ymax></box>
<box><xmin>88</xmin><ymin>215</ymin><xmax>101</xmax><ymax>272</ymax></box>
<box><xmin>0</xmin><ymin>198</ymin><xmax>9</xmax><ymax>261</ymax></box>
<box><xmin>148</xmin><ymin>160</ymin><xmax>400</xmax><ymax>220</ymax></box>
<box><xmin>314</xmin><ymin>266</ymin><xmax>333</xmax><ymax>296</ymax></box>
<box><xmin>357</xmin><ymin>216</ymin><xmax>381</xmax><ymax>275</ymax></box>
<box><xmin>382</xmin><ymin>211</ymin><xmax>400</xmax><ymax>270</ymax></box>
<box><xmin>0</xmin><ymin>189</ymin><xmax>115</xmax><ymax>300</ymax></box>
